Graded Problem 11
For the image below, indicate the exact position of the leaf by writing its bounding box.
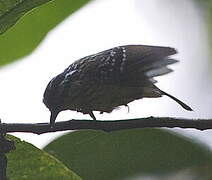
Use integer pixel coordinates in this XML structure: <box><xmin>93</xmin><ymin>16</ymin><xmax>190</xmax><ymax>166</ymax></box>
<box><xmin>0</xmin><ymin>0</ymin><xmax>52</xmax><ymax>34</ymax></box>
<box><xmin>0</xmin><ymin>0</ymin><xmax>91</xmax><ymax>66</ymax></box>
<box><xmin>44</xmin><ymin>129</ymin><xmax>212</xmax><ymax>180</ymax></box>
<box><xmin>209</xmin><ymin>2</ymin><xmax>212</xmax><ymax>50</ymax></box>
<box><xmin>6</xmin><ymin>134</ymin><xmax>82</xmax><ymax>180</ymax></box>
<box><xmin>196</xmin><ymin>0</ymin><xmax>212</xmax><ymax>51</ymax></box>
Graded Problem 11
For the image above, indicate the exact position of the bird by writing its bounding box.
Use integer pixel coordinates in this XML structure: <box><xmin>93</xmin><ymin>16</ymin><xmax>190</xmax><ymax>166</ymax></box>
<box><xmin>43</xmin><ymin>45</ymin><xmax>192</xmax><ymax>126</ymax></box>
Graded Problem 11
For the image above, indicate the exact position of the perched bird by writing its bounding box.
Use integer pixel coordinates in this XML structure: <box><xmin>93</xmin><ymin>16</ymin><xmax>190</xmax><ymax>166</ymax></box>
<box><xmin>43</xmin><ymin>45</ymin><xmax>192</xmax><ymax>126</ymax></box>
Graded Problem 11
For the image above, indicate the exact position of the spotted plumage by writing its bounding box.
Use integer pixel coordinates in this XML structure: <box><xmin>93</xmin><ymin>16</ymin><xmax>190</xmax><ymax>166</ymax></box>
<box><xmin>43</xmin><ymin>45</ymin><xmax>192</xmax><ymax>126</ymax></box>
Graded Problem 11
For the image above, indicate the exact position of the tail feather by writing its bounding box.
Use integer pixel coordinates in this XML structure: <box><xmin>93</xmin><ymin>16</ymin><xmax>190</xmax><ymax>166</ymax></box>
<box><xmin>143</xmin><ymin>58</ymin><xmax>178</xmax><ymax>77</ymax></box>
<box><xmin>145</xmin><ymin>67</ymin><xmax>173</xmax><ymax>78</ymax></box>
<box><xmin>160</xmin><ymin>90</ymin><xmax>193</xmax><ymax>111</ymax></box>
<box><xmin>142</xmin><ymin>58</ymin><xmax>178</xmax><ymax>72</ymax></box>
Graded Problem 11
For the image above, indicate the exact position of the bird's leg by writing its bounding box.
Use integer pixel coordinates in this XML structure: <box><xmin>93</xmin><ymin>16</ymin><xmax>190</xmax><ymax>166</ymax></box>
<box><xmin>50</xmin><ymin>111</ymin><xmax>59</xmax><ymax>128</ymax></box>
<box><xmin>125</xmin><ymin>104</ymin><xmax>130</xmax><ymax>113</ymax></box>
<box><xmin>89</xmin><ymin>111</ymin><xmax>96</xmax><ymax>121</ymax></box>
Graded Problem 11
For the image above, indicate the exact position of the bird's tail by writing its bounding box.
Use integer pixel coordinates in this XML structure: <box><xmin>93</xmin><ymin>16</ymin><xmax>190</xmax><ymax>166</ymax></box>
<box><xmin>160</xmin><ymin>90</ymin><xmax>193</xmax><ymax>111</ymax></box>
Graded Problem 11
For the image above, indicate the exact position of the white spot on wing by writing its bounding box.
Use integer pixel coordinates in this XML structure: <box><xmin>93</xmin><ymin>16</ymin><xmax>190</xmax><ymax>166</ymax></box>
<box><xmin>120</xmin><ymin>47</ymin><xmax>127</xmax><ymax>72</ymax></box>
<box><xmin>63</xmin><ymin>70</ymin><xmax>77</xmax><ymax>84</ymax></box>
<box><xmin>110</xmin><ymin>49</ymin><xmax>116</xmax><ymax>57</ymax></box>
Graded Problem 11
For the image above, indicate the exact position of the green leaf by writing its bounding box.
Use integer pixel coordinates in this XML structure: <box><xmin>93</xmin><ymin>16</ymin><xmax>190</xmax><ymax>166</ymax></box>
<box><xmin>196</xmin><ymin>0</ymin><xmax>212</xmax><ymax>51</ymax></box>
<box><xmin>0</xmin><ymin>0</ymin><xmax>91</xmax><ymax>66</ymax></box>
<box><xmin>44</xmin><ymin>129</ymin><xmax>212</xmax><ymax>180</ymax></box>
<box><xmin>209</xmin><ymin>2</ymin><xmax>212</xmax><ymax>50</ymax></box>
<box><xmin>6</xmin><ymin>135</ymin><xmax>82</xmax><ymax>180</ymax></box>
<box><xmin>0</xmin><ymin>0</ymin><xmax>53</xmax><ymax>34</ymax></box>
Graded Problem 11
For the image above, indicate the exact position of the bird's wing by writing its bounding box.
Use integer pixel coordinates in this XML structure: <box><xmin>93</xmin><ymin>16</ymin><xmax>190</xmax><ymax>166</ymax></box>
<box><xmin>64</xmin><ymin>45</ymin><xmax>178</xmax><ymax>86</ymax></box>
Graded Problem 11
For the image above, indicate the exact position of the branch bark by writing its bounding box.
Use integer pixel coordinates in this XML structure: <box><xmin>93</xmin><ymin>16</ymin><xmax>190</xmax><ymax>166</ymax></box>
<box><xmin>0</xmin><ymin>117</ymin><xmax>211</xmax><ymax>135</ymax></box>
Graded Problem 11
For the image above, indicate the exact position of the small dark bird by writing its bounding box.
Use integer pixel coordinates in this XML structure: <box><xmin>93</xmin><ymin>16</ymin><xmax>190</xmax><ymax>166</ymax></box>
<box><xmin>43</xmin><ymin>45</ymin><xmax>192</xmax><ymax>126</ymax></box>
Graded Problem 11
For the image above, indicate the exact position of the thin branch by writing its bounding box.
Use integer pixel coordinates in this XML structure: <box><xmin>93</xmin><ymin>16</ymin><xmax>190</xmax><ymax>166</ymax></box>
<box><xmin>0</xmin><ymin>117</ymin><xmax>212</xmax><ymax>135</ymax></box>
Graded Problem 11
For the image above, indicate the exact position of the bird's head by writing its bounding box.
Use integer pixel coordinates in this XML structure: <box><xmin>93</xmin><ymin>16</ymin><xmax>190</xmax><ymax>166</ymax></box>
<box><xmin>43</xmin><ymin>73</ymin><xmax>66</xmax><ymax>126</ymax></box>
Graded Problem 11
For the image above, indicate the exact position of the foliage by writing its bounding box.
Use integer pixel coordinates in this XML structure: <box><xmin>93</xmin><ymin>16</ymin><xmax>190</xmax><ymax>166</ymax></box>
<box><xmin>0</xmin><ymin>0</ymin><xmax>90</xmax><ymax>66</ymax></box>
<box><xmin>6</xmin><ymin>135</ymin><xmax>82</xmax><ymax>180</ymax></box>
<box><xmin>196</xmin><ymin>0</ymin><xmax>212</xmax><ymax>49</ymax></box>
<box><xmin>0</xmin><ymin>0</ymin><xmax>55</xmax><ymax>34</ymax></box>
<box><xmin>44</xmin><ymin>129</ymin><xmax>212</xmax><ymax>180</ymax></box>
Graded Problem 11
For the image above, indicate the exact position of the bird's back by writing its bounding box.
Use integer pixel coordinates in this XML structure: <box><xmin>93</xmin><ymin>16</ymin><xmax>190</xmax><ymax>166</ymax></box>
<box><xmin>60</xmin><ymin>45</ymin><xmax>178</xmax><ymax>112</ymax></box>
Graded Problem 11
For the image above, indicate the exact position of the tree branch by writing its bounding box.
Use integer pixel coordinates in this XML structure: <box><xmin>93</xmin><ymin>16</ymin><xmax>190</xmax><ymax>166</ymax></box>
<box><xmin>0</xmin><ymin>117</ymin><xmax>211</xmax><ymax>135</ymax></box>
